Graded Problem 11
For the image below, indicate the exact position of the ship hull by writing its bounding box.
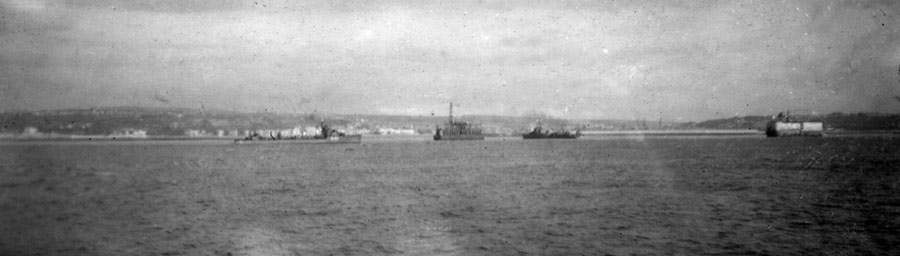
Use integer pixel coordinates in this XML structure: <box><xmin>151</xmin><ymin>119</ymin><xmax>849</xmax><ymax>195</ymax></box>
<box><xmin>434</xmin><ymin>135</ymin><xmax>484</xmax><ymax>141</ymax></box>
<box><xmin>522</xmin><ymin>132</ymin><xmax>579</xmax><ymax>139</ymax></box>
<box><xmin>522</xmin><ymin>135</ymin><xmax>578</xmax><ymax>139</ymax></box>
<box><xmin>765</xmin><ymin>121</ymin><xmax>824</xmax><ymax>137</ymax></box>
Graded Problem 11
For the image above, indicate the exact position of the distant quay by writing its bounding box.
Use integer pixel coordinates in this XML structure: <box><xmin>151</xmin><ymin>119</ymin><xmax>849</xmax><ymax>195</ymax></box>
<box><xmin>579</xmin><ymin>129</ymin><xmax>764</xmax><ymax>136</ymax></box>
<box><xmin>0</xmin><ymin>134</ymin><xmax>241</xmax><ymax>141</ymax></box>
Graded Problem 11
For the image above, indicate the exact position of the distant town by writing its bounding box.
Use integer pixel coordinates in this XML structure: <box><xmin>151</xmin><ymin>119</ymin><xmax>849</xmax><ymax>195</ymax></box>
<box><xmin>1</xmin><ymin>107</ymin><xmax>898</xmax><ymax>139</ymax></box>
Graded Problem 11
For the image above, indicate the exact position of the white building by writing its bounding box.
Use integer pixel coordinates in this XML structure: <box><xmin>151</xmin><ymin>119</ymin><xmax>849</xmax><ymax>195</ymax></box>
<box><xmin>23</xmin><ymin>127</ymin><xmax>40</xmax><ymax>135</ymax></box>
<box><xmin>185</xmin><ymin>129</ymin><xmax>206</xmax><ymax>137</ymax></box>
<box><xmin>304</xmin><ymin>126</ymin><xmax>320</xmax><ymax>136</ymax></box>
<box><xmin>114</xmin><ymin>128</ymin><xmax>148</xmax><ymax>138</ymax></box>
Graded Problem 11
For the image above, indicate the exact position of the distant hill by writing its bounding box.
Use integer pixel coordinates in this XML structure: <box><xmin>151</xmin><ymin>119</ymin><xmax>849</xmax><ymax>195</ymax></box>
<box><xmin>819</xmin><ymin>112</ymin><xmax>900</xmax><ymax>130</ymax></box>
<box><xmin>0</xmin><ymin>107</ymin><xmax>329</xmax><ymax>136</ymax></box>
<box><xmin>695</xmin><ymin>113</ymin><xmax>900</xmax><ymax>131</ymax></box>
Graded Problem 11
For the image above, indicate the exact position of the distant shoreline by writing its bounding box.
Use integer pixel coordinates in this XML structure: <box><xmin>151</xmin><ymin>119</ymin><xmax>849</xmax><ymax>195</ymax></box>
<box><xmin>579</xmin><ymin>129</ymin><xmax>763</xmax><ymax>136</ymax></box>
<box><xmin>2</xmin><ymin>129</ymin><xmax>898</xmax><ymax>143</ymax></box>
<box><xmin>0</xmin><ymin>135</ymin><xmax>241</xmax><ymax>141</ymax></box>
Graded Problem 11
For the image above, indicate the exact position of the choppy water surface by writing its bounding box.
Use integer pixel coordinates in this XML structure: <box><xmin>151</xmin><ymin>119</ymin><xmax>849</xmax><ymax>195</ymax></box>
<box><xmin>1</xmin><ymin>137</ymin><xmax>898</xmax><ymax>255</ymax></box>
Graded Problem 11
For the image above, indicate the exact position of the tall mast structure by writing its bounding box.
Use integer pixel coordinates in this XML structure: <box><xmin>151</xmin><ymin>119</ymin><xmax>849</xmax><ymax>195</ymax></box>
<box><xmin>449</xmin><ymin>102</ymin><xmax>454</xmax><ymax>124</ymax></box>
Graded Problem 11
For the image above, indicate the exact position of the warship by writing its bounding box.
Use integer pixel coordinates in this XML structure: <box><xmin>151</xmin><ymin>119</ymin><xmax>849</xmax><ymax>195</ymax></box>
<box><xmin>434</xmin><ymin>103</ymin><xmax>484</xmax><ymax>141</ymax></box>
<box><xmin>522</xmin><ymin>122</ymin><xmax>580</xmax><ymax>139</ymax></box>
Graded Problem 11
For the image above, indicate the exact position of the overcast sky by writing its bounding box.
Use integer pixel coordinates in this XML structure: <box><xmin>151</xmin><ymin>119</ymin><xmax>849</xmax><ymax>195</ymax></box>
<box><xmin>1</xmin><ymin>0</ymin><xmax>898</xmax><ymax>121</ymax></box>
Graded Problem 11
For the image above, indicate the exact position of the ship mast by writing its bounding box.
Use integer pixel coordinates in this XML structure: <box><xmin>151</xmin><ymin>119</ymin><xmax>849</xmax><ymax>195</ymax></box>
<box><xmin>449</xmin><ymin>102</ymin><xmax>454</xmax><ymax>125</ymax></box>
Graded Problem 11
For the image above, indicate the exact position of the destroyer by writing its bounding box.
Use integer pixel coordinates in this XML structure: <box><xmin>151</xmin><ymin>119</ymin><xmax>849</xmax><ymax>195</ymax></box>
<box><xmin>522</xmin><ymin>122</ymin><xmax>580</xmax><ymax>139</ymax></box>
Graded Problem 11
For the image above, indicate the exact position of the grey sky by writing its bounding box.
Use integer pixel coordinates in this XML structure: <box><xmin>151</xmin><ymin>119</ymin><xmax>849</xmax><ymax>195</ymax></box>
<box><xmin>1</xmin><ymin>0</ymin><xmax>898</xmax><ymax>121</ymax></box>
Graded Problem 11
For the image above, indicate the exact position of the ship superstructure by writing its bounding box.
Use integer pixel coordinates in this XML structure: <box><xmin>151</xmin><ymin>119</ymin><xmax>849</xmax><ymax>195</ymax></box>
<box><xmin>522</xmin><ymin>120</ymin><xmax>580</xmax><ymax>139</ymax></box>
<box><xmin>765</xmin><ymin>111</ymin><xmax>824</xmax><ymax>137</ymax></box>
<box><xmin>434</xmin><ymin>102</ymin><xmax>484</xmax><ymax>141</ymax></box>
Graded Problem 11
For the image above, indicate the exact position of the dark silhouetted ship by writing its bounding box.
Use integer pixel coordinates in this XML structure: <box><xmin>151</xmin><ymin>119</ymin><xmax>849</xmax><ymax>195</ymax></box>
<box><xmin>434</xmin><ymin>103</ymin><xmax>484</xmax><ymax>141</ymax></box>
<box><xmin>522</xmin><ymin>123</ymin><xmax>580</xmax><ymax>139</ymax></box>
